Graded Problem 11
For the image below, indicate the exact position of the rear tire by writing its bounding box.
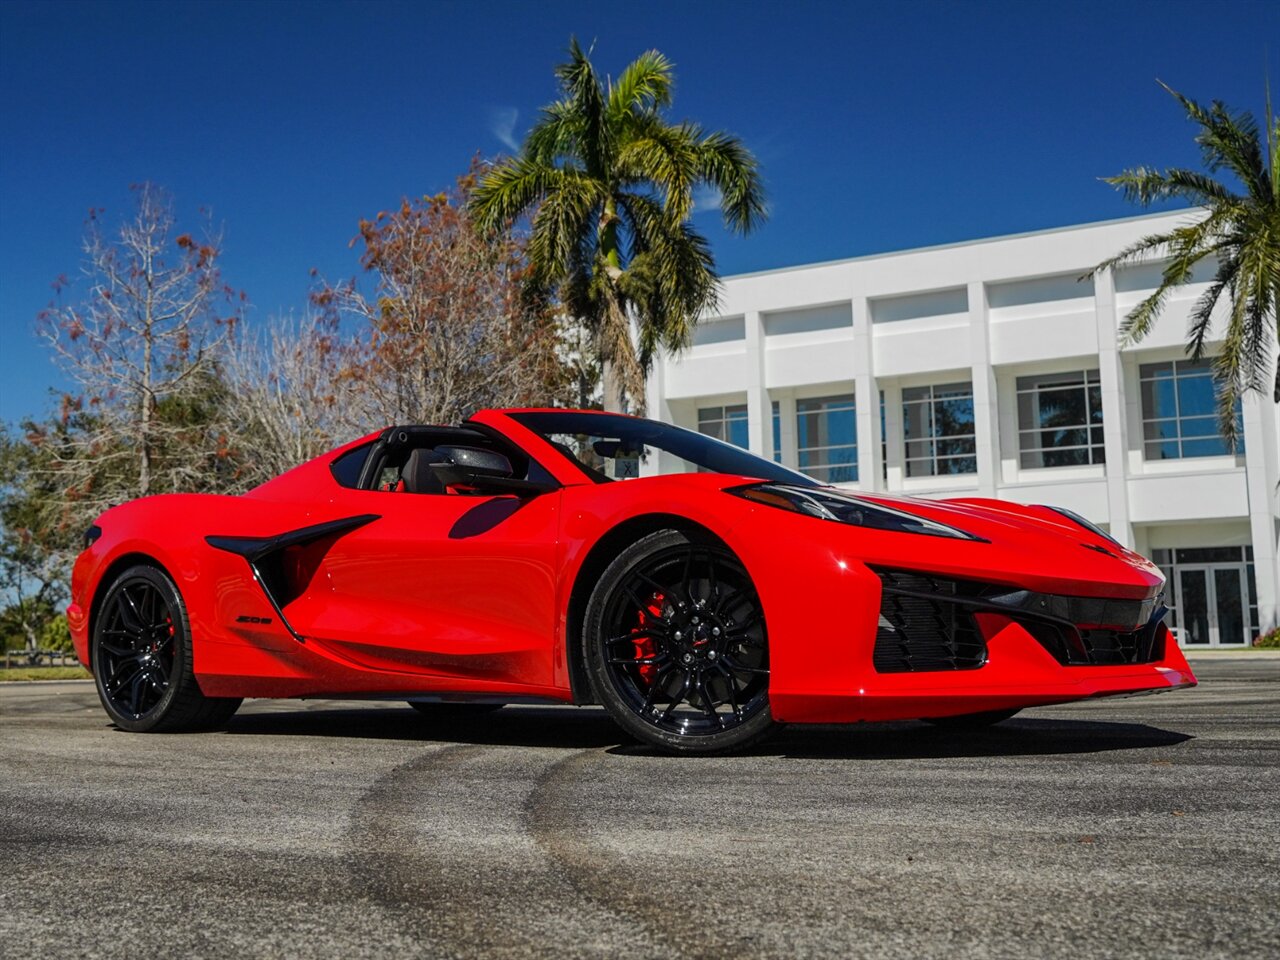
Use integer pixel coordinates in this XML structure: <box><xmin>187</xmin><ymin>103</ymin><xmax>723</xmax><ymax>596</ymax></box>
<box><xmin>584</xmin><ymin>529</ymin><xmax>774</xmax><ymax>755</ymax></box>
<box><xmin>91</xmin><ymin>564</ymin><xmax>241</xmax><ymax>733</ymax></box>
<box><xmin>923</xmin><ymin>708</ymin><xmax>1020</xmax><ymax>728</ymax></box>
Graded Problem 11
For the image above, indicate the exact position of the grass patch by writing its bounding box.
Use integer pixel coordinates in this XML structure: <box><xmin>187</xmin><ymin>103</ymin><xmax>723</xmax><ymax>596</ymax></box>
<box><xmin>0</xmin><ymin>666</ymin><xmax>91</xmax><ymax>681</ymax></box>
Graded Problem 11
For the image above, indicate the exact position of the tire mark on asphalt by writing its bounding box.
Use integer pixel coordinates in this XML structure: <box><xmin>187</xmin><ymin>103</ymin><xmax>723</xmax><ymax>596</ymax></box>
<box><xmin>346</xmin><ymin>742</ymin><xmax>661</xmax><ymax>959</ymax></box>
<box><xmin>525</xmin><ymin>749</ymin><xmax>743</xmax><ymax>960</ymax></box>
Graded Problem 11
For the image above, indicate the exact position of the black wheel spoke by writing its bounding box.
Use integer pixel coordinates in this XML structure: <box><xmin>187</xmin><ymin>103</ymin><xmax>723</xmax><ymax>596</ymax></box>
<box><xmin>119</xmin><ymin>589</ymin><xmax>145</xmax><ymax>633</ymax></box>
<box><xmin>717</xmin><ymin>666</ymin><xmax>742</xmax><ymax>719</ymax></box>
<box><xmin>695</xmin><ymin>673</ymin><xmax>720</xmax><ymax>722</ymax></box>
<box><xmin>127</xmin><ymin>672</ymin><xmax>145</xmax><ymax>715</ymax></box>
<box><xmin>105</xmin><ymin>658</ymin><xmax>142</xmax><ymax>693</ymax></box>
<box><xmin>662</xmin><ymin>672</ymin><xmax>694</xmax><ymax>720</ymax></box>
<box><xmin>96</xmin><ymin>577</ymin><xmax>176</xmax><ymax>724</ymax></box>
<box><xmin>641</xmin><ymin>666</ymin><xmax>676</xmax><ymax>712</ymax></box>
<box><xmin>622</xmin><ymin>585</ymin><xmax>667</xmax><ymax>624</ymax></box>
<box><xmin>721</xmin><ymin>655</ymin><xmax>769</xmax><ymax>677</ymax></box>
<box><xmin>600</xmin><ymin>542</ymin><xmax>768</xmax><ymax>739</ymax></box>
<box><xmin>604</xmin><ymin>629</ymin><xmax>662</xmax><ymax>647</ymax></box>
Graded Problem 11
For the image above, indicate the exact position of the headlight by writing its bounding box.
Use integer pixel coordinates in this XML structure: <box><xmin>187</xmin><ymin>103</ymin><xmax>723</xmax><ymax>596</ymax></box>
<box><xmin>83</xmin><ymin>524</ymin><xmax>102</xmax><ymax>549</ymax></box>
<box><xmin>1041</xmin><ymin>506</ymin><xmax>1120</xmax><ymax>547</ymax></box>
<box><xmin>728</xmin><ymin>483</ymin><xmax>983</xmax><ymax>540</ymax></box>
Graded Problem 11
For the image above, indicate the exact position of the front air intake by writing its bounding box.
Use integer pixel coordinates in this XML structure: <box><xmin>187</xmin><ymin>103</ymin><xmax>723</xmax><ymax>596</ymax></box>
<box><xmin>872</xmin><ymin>570</ymin><xmax>987</xmax><ymax>673</ymax></box>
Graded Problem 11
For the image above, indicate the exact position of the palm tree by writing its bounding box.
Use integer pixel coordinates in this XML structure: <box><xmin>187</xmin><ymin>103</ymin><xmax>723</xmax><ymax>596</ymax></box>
<box><xmin>471</xmin><ymin>39</ymin><xmax>767</xmax><ymax>412</ymax></box>
<box><xmin>1091</xmin><ymin>82</ymin><xmax>1279</xmax><ymax>447</ymax></box>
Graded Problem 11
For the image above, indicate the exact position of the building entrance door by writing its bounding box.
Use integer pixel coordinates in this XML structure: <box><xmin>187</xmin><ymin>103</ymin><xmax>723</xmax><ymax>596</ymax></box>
<box><xmin>1176</xmin><ymin>565</ymin><xmax>1249</xmax><ymax>646</ymax></box>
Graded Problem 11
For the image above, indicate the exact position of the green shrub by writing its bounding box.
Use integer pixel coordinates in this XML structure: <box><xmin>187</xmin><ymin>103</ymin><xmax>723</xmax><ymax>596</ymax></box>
<box><xmin>1254</xmin><ymin>627</ymin><xmax>1280</xmax><ymax>649</ymax></box>
<box><xmin>38</xmin><ymin>613</ymin><xmax>73</xmax><ymax>652</ymax></box>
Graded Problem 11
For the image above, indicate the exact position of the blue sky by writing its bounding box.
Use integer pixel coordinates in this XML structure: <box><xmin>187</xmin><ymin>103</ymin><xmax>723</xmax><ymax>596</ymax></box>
<box><xmin>2</xmin><ymin>0</ymin><xmax>1277</xmax><ymax>425</ymax></box>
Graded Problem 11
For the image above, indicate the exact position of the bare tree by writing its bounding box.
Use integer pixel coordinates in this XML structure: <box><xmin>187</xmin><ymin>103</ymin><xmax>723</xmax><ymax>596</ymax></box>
<box><xmin>312</xmin><ymin>169</ymin><xmax>571</xmax><ymax>429</ymax></box>
<box><xmin>36</xmin><ymin>183</ymin><xmax>242</xmax><ymax>508</ymax></box>
<box><xmin>223</xmin><ymin>313</ymin><xmax>357</xmax><ymax>487</ymax></box>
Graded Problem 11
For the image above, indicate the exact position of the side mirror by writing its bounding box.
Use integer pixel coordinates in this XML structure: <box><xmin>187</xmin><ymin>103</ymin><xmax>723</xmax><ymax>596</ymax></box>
<box><xmin>431</xmin><ymin>446</ymin><xmax>555</xmax><ymax>496</ymax></box>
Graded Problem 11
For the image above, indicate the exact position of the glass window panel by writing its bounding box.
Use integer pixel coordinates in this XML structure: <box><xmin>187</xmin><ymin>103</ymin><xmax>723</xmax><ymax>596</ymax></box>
<box><xmin>1178</xmin><ymin>416</ymin><xmax>1220</xmax><ymax>438</ymax></box>
<box><xmin>1174</xmin><ymin>547</ymin><xmax>1243</xmax><ymax>563</ymax></box>
<box><xmin>1181</xmin><ymin>437</ymin><xmax>1230</xmax><ymax>458</ymax></box>
<box><xmin>937</xmin><ymin>455</ymin><xmax>977</xmax><ymax>475</ymax></box>
<box><xmin>1140</xmin><ymin>377</ymin><xmax>1177</xmax><ymax>421</ymax></box>
<box><xmin>771</xmin><ymin>401</ymin><xmax>781</xmax><ymax>463</ymax></box>
<box><xmin>1143</xmin><ymin>419</ymin><xmax>1180</xmax><ymax>441</ymax></box>
<box><xmin>1177</xmin><ymin>570</ymin><xmax>1210</xmax><ymax>645</ymax></box>
<box><xmin>902</xmin><ymin>382</ymin><xmax>975</xmax><ymax>476</ymax></box>
<box><xmin>935</xmin><ymin>398</ymin><xmax>974</xmax><ymax>436</ymax></box>
<box><xmin>1176</xmin><ymin>375</ymin><xmax>1217</xmax><ymax>417</ymax></box>
<box><xmin>1214</xmin><ymin>568</ymin><xmax>1247</xmax><ymax>645</ymax></box>
<box><xmin>1016</xmin><ymin>369</ymin><xmax>1104</xmax><ymax>469</ymax></box>
<box><xmin>796</xmin><ymin>395</ymin><xmax>857</xmax><ymax>483</ymax></box>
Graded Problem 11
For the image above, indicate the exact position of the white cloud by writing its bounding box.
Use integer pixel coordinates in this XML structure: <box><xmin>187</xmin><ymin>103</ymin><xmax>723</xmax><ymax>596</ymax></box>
<box><xmin>488</xmin><ymin>107</ymin><xmax>520</xmax><ymax>152</ymax></box>
<box><xmin>691</xmin><ymin>184</ymin><xmax>723</xmax><ymax>217</ymax></box>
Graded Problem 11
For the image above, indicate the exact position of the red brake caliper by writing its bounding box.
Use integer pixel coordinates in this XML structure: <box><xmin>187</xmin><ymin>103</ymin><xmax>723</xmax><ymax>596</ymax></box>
<box><xmin>631</xmin><ymin>591</ymin><xmax>664</xmax><ymax>685</ymax></box>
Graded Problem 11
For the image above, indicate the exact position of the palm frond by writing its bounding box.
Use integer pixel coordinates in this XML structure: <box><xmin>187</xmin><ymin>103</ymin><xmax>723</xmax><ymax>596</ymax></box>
<box><xmin>556</xmin><ymin>37</ymin><xmax>610</xmax><ymax>177</ymax></box>
<box><xmin>1103</xmin><ymin>166</ymin><xmax>1235</xmax><ymax>207</ymax></box>
<box><xmin>525</xmin><ymin>100</ymin><xmax>581</xmax><ymax>165</ymax></box>
<box><xmin>607</xmin><ymin>49</ymin><xmax>674</xmax><ymax>120</ymax></box>
<box><xmin>525</xmin><ymin>172</ymin><xmax>606</xmax><ymax>287</ymax></box>
<box><xmin>693</xmin><ymin>129</ymin><xmax>768</xmax><ymax>235</ymax></box>
<box><xmin>615</xmin><ymin>121</ymin><xmax>700</xmax><ymax>220</ymax></box>
<box><xmin>1163</xmin><ymin>83</ymin><xmax>1272</xmax><ymax>204</ymax></box>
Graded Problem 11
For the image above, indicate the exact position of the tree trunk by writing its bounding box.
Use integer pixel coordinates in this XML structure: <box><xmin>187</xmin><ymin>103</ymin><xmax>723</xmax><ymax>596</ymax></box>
<box><xmin>601</xmin><ymin>361</ymin><xmax>625</xmax><ymax>413</ymax></box>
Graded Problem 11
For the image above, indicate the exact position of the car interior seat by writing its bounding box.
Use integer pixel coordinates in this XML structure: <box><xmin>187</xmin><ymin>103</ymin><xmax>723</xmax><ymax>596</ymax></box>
<box><xmin>400</xmin><ymin>447</ymin><xmax>448</xmax><ymax>495</ymax></box>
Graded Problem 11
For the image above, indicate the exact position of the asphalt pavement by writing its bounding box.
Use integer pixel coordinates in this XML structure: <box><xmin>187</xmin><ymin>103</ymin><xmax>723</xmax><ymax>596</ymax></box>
<box><xmin>1</xmin><ymin>658</ymin><xmax>1277</xmax><ymax>959</ymax></box>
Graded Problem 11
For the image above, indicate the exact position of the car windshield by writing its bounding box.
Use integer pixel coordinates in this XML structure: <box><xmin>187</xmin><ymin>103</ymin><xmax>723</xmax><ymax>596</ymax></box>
<box><xmin>508</xmin><ymin>411</ymin><xmax>818</xmax><ymax>486</ymax></box>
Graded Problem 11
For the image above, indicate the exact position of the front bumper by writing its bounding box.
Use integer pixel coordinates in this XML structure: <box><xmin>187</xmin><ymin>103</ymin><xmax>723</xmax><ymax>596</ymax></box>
<box><xmin>763</xmin><ymin>564</ymin><xmax>1196</xmax><ymax>724</ymax></box>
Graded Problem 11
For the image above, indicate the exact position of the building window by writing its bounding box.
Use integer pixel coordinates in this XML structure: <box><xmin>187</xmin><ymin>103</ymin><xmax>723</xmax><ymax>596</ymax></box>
<box><xmin>1139</xmin><ymin>359</ymin><xmax>1242</xmax><ymax>460</ymax></box>
<box><xmin>1016</xmin><ymin>370</ymin><xmax>1105</xmax><ymax>468</ymax></box>
<box><xmin>697</xmin><ymin>404</ymin><xmax>749</xmax><ymax>449</ymax></box>
<box><xmin>902</xmin><ymin>382</ymin><xmax>976</xmax><ymax>477</ymax></box>
<box><xmin>772</xmin><ymin>401</ymin><xmax>781</xmax><ymax>463</ymax></box>
<box><xmin>796</xmin><ymin>394</ymin><xmax>857</xmax><ymax>483</ymax></box>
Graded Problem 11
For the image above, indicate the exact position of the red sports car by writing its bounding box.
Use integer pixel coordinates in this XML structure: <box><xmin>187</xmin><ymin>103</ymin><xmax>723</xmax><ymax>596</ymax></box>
<box><xmin>68</xmin><ymin>408</ymin><xmax>1196</xmax><ymax>753</ymax></box>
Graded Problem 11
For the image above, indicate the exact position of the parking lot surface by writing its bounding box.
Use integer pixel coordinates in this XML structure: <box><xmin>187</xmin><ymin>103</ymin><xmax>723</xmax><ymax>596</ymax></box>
<box><xmin>1</xmin><ymin>658</ymin><xmax>1277</xmax><ymax>959</ymax></box>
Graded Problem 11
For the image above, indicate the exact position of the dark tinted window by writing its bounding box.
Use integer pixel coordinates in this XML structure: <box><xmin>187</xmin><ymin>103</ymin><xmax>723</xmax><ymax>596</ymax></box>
<box><xmin>330</xmin><ymin>443</ymin><xmax>373</xmax><ymax>488</ymax></box>
<box><xmin>510</xmin><ymin>411</ymin><xmax>816</xmax><ymax>485</ymax></box>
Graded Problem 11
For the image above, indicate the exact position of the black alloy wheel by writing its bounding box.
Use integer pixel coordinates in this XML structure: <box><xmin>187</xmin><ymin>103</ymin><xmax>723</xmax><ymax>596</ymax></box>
<box><xmin>92</xmin><ymin>564</ymin><xmax>241</xmax><ymax>733</ymax></box>
<box><xmin>585</xmin><ymin>529</ymin><xmax>774</xmax><ymax>754</ymax></box>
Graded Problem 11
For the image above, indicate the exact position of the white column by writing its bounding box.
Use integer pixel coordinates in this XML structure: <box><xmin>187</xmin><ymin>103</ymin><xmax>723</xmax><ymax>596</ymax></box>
<box><xmin>852</xmin><ymin>297</ymin><xmax>878</xmax><ymax>490</ymax></box>
<box><xmin>743</xmin><ymin>310</ymin><xmax>772</xmax><ymax>460</ymax></box>
<box><xmin>883</xmin><ymin>382</ymin><xmax>905</xmax><ymax>491</ymax></box>
<box><xmin>968</xmin><ymin>281</ymin><xmax>999</xmax><ymax>497</ymax></box>
<box><xmin>1242</xmin><ymin>392</ymin><xmax>1279</xmax><ymax>630</ymax></box>
<box><xmin>1093</xmin><ymin>268</ymin><xmax>1134</xmax><ymax>546</ymax></box>
<box><xmin>641</xmin><ymin>352</ymin><xmax>670</xmax><ymax>476</ymax></box>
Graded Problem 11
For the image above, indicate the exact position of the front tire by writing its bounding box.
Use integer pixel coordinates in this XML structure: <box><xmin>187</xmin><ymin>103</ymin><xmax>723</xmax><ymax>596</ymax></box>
<box><xmin>91</xmin><ymin>564</ymin><xmax>241</xmax><ymax>732</ymax></box>
<box><xmin>584</xmin><ymin>529</ymin><xmax>774</xmax><ymax>755</ymax></box>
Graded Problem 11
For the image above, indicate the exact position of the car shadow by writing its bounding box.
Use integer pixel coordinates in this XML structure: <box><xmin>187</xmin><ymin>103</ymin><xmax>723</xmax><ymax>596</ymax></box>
<box><xmin>222</xmin><ymin>704</ymin><xmax>1192</xmax><ymax>758</ymax></box>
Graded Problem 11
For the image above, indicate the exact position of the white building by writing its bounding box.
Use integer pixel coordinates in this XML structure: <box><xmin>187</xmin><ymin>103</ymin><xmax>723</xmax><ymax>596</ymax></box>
<box><xmin>646</xmin><ymin>209</ymin><xmax>1279</xmax><ymax>648</ymax></box>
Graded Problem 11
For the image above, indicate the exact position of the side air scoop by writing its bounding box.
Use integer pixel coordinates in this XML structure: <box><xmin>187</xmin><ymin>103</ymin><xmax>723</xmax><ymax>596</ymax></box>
<box><xmin>206</xmin><ymin>514</ymin><xmax>380</xmax><ymax>641</ymax></box>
